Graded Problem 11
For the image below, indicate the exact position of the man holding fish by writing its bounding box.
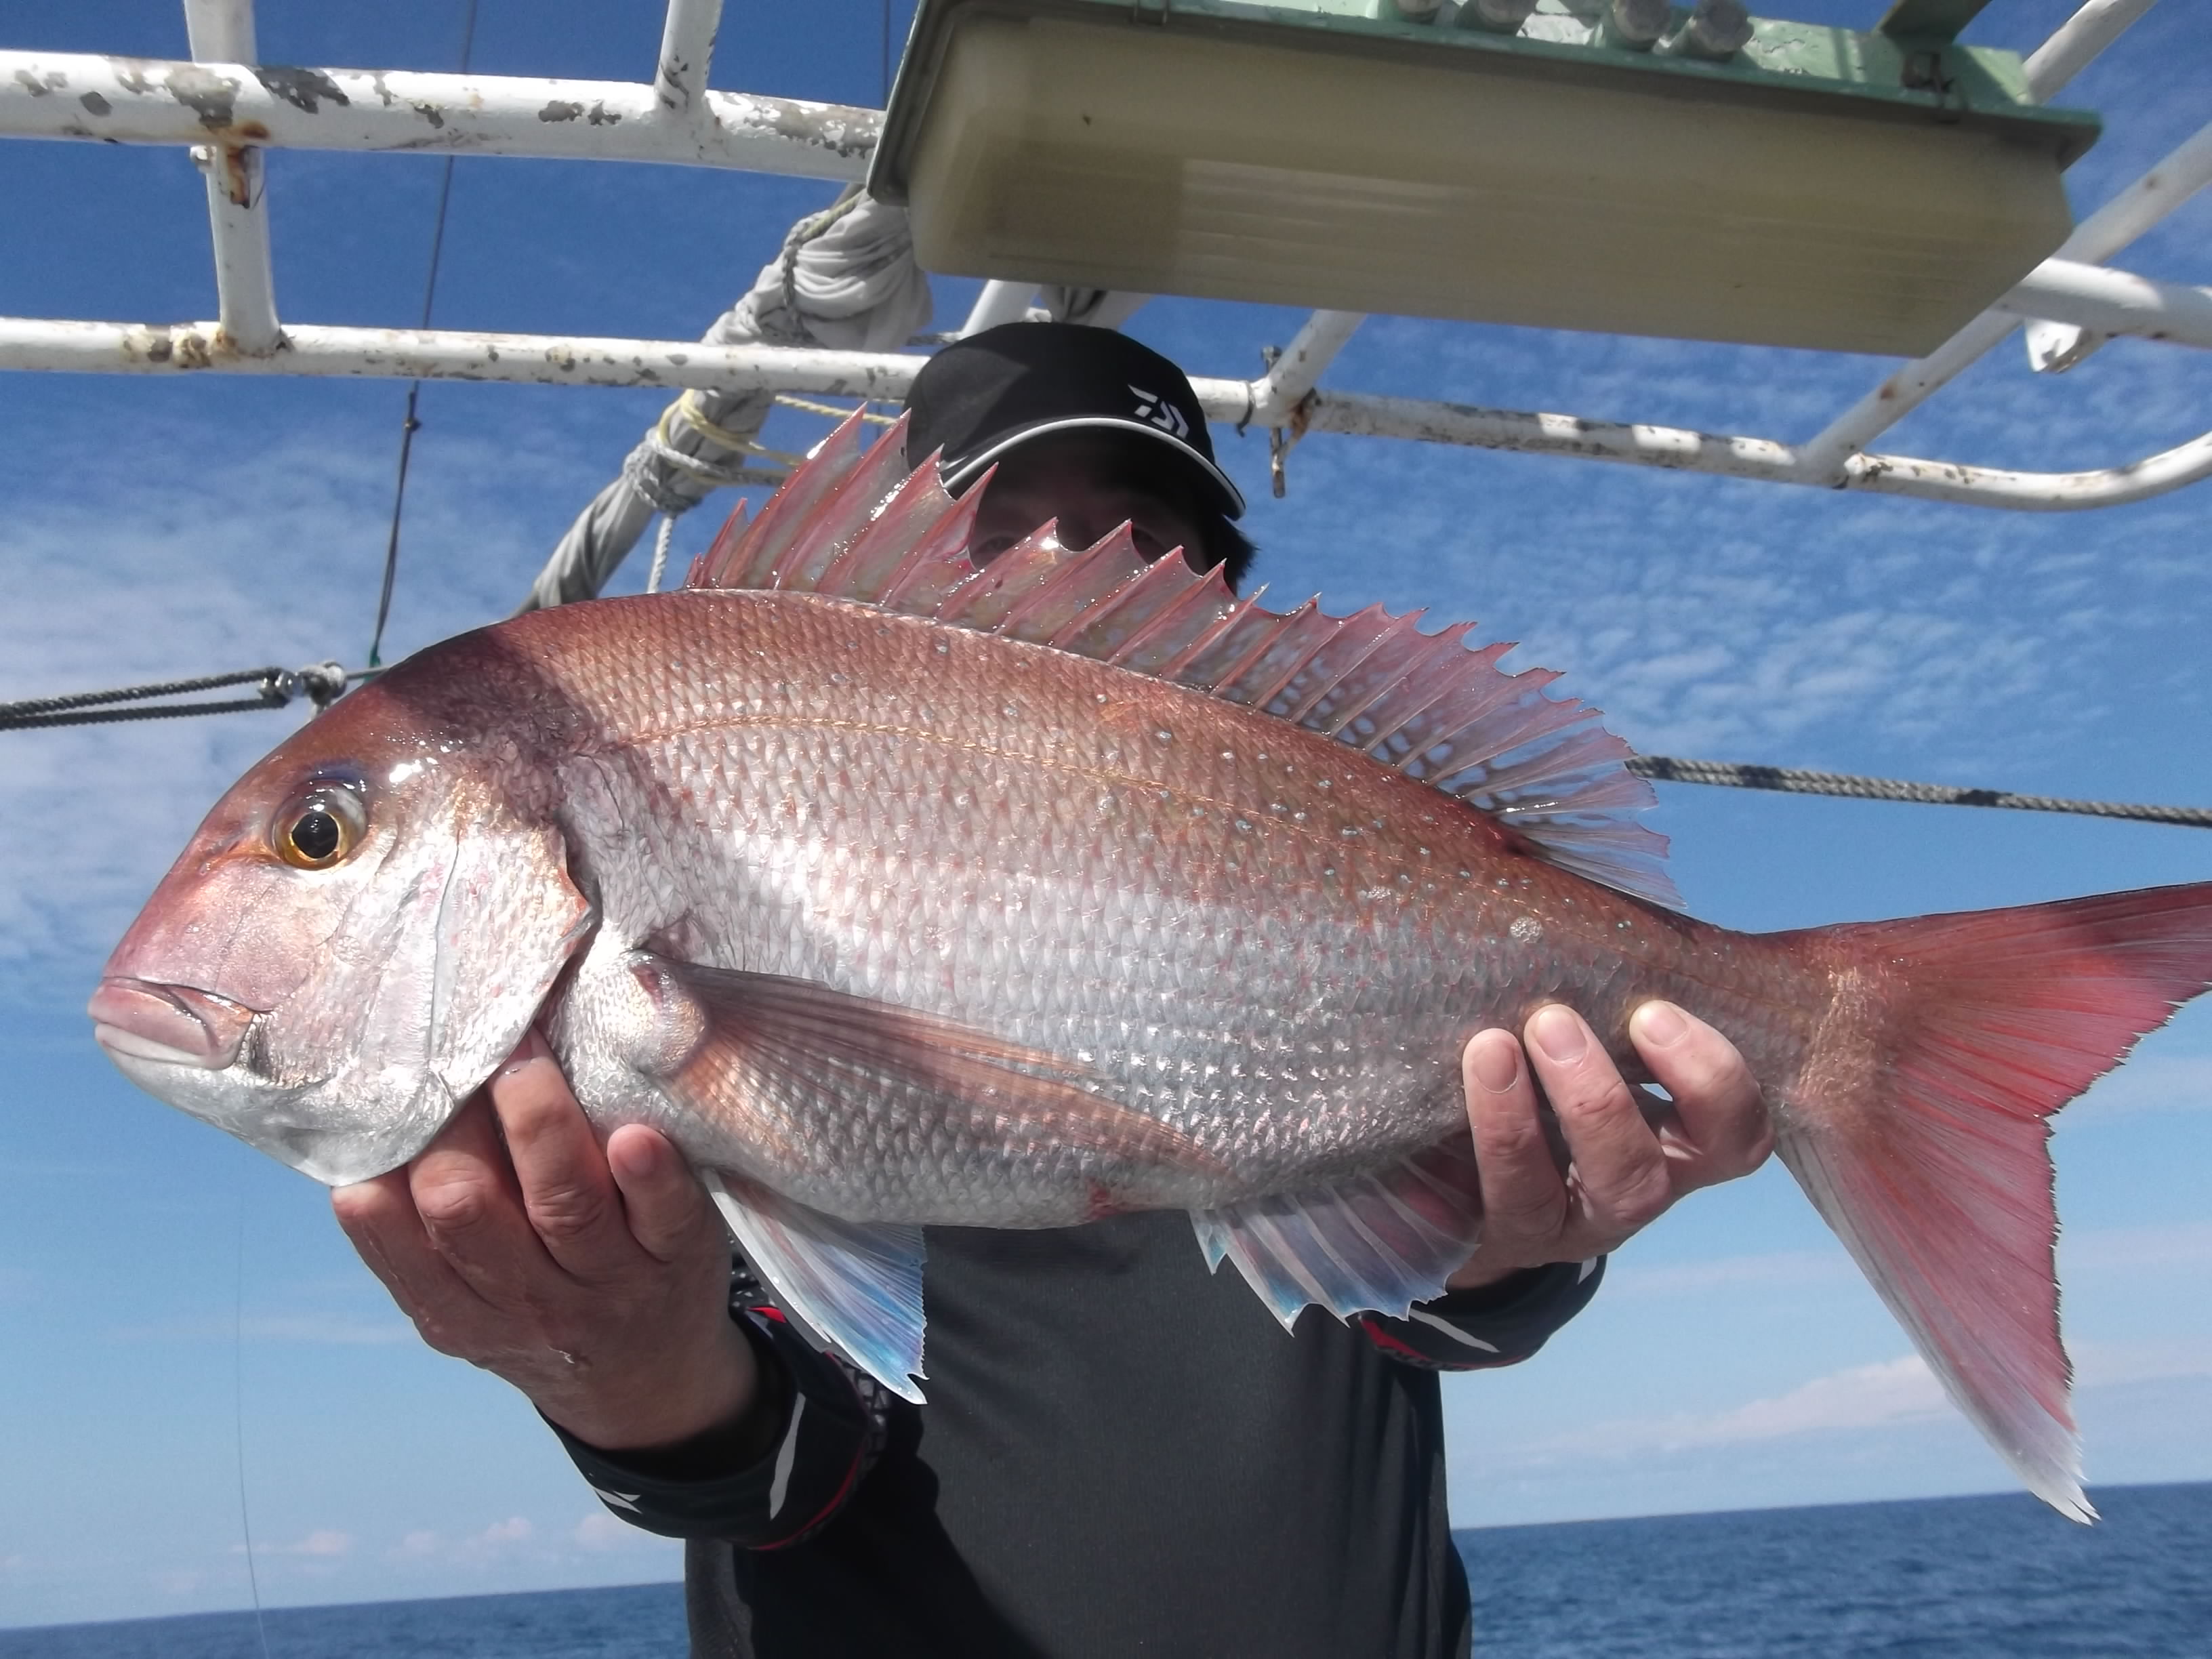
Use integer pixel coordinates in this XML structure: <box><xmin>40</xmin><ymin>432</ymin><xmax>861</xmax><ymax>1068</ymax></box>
<box><xmin>326</xmin><ymin>326</ymin><xmax>1776</xmax><ymax>1658</ymax></box>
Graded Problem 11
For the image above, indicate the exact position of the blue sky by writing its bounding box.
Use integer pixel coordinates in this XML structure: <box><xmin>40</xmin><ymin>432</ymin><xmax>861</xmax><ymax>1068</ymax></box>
<box><xmin>2</xmin><ymin>0</ymin><xmax>2209</xmax><ymax>1631</ymax></box>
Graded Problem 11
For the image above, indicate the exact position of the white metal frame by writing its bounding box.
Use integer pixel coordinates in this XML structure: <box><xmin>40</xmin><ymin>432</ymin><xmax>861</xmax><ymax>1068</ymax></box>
<box><xmin>1</xmin><ymin>0</ymin><xmax>2204</xmax><ymax>512</ymax></box>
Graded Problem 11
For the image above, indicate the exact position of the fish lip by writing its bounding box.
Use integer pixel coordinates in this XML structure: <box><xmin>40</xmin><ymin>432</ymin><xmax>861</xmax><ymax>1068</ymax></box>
<box><xmin>87</xmin><ymin>977</ymin><xmax>260</xmax><ymax>1070</ymax></box>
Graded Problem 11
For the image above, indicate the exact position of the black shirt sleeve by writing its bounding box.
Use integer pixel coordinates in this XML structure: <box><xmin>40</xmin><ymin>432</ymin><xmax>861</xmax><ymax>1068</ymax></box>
<box><xmin>552</xmin><ymin>1253</ymin><xmax>897</xmax><ymax>1550</ymax></box>
<box><xmin>552</xmin><ymin>1305</ymin><xmax>890</xmax><ymax>1549</ymax></box>
<box><xmin>554</xmin><ymin>1248</ymin><xmax>1603</xmax><ymax>1557</ymax></box>
<box><xmin>1357</xmin><ymin>1256</ymin><xmax>1604</xmax><ymax>1370</ymax></box>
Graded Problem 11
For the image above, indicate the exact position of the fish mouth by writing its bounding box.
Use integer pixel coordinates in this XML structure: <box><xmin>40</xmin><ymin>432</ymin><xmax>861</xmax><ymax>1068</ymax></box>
<box><xmin>88</xmin><ymin>977</ymin><xmax>260</xmax><ymax>1070</ymax></box>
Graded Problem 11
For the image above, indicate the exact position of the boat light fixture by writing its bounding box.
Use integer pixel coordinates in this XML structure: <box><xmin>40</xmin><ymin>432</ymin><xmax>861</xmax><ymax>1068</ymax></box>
<box><xmin>869</xmin><ymin>0</ymin><xmax>2100</xmax><ymax>356</ymax></box>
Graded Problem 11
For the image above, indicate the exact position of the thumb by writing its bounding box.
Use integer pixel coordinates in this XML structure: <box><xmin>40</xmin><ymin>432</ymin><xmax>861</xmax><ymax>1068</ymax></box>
<box><xmin>606</xmin><ymin>1124</ymin><xmax>723</xmax><ymax>1263</ymax></box>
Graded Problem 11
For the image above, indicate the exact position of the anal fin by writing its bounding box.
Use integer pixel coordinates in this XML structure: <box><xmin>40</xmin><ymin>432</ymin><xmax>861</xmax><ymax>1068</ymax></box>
<box><xmin>702</xmin><ymin>1170</ymin><xmax>928</xmax><ymax>1403</ymax></box>
<box><xmin>1193</xmin><ymin>1136</ymin><xmax>1486</xmax><ymax>1328</ymax></box>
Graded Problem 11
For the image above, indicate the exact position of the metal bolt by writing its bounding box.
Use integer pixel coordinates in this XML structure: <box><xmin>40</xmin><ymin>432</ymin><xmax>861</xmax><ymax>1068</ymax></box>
<box><xmin>1657</xmin><ymin>0</ymin><xmax>1753</xmax><ymax>60</ymax></box>
<box><xmin>1455</xmin><ymin>0</ymin><xmax>1538</xmax><ymax>33</ymax></box>
<box><xmin>1607</xmin><ymin>0</ymin><xmax>1671</xmax><ymax>48</ymax></box>
<box><xmin>1687</xmin><ymin>0</ymin><xmax>1753</xmax><ymax>55</ymax></box>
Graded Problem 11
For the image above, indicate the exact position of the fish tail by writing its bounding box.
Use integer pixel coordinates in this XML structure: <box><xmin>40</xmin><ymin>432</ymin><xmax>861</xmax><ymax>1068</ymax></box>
<box><xmin>1765</xmin><ymin>881</ymin><xmax>2212</xmax><ymax>1523</ymax></box>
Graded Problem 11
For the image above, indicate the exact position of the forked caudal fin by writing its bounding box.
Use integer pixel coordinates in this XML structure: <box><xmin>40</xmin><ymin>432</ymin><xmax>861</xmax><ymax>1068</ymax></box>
<box><xmin>1771</xmin><ymin>881</ymin><xmax>2212</xmax><ymax>1522</ymax></box>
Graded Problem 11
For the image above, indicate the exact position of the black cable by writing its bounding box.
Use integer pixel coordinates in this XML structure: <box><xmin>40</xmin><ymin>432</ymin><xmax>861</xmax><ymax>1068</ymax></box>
<box><xmin>0</xmin><ymin>665</ymin><xmax>285</xmax><ymax>720</ymax></box>
<box><xmin>1627</xmin><ymin>755</ymin><xmax>2212</xmax><ymax>830</ymax></box>
<box><xmin>1</xmin><ymin>665</ymin><xmax>363</xmax><ymax>732</ymax></box>
<box><xmin>10</xmin><ymin>666</ymin><xmax>2209</xmax><ymax>835</ymax></box>
<box><xmin>3</xmin><ymin>697</ymin><xmax>290</xmax><ymax>731</ymax></box>
<box><xmin>369</xmin><ymin>0</ymin><xmax>481</xmax><ymax>669</ymax></box>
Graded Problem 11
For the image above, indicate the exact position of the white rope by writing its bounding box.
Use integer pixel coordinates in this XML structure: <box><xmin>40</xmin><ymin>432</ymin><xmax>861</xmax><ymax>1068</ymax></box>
<box><xmin>773</xmin><ymin>392</ymin><xmax>899</xmax><ymax>427</ymax></box>
<box><xmin>645</xmin><ymin>514</ymin><xmax>676</xmax><ymax>594</ymax></box>
<box><xmin>518</xmin><ymin>188</ymin><xmax>933</xmax><ymax>612</ymax></box>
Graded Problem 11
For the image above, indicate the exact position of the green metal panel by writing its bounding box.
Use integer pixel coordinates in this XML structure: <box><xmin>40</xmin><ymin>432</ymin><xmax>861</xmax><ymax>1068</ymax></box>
<box><xmin>873</xmin><ymin>0</ymin><xmax>2102</xmax><ymax>354</ymax></box>
<box><xmin>877</xmin><ymin>0</ymin><xmax>2102</xmax><ymax>201</ymax></box>
<box><xmin>1877</xmin><ymin>0</ymin><xmax>1995</xmax><ymax>43</ymax></box>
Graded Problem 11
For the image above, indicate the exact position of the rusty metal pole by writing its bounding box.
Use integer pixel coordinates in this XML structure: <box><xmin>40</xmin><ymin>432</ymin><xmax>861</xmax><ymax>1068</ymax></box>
<box><xmin>181</xmin><ymin>0</ymin><xmax>281</xmax><ymax>356</ymax></box>
<box><xmin>653</xmin><ymin>0</ymin><xmax>724</xmax><ymax>129</ymax></box>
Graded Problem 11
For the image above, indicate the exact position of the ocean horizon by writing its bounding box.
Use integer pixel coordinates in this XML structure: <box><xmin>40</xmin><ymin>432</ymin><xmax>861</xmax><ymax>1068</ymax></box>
<box><xmin>5</xmin><ymin>1481</ymin><xmax>2207</xmax><ymax>1656</ymax></box>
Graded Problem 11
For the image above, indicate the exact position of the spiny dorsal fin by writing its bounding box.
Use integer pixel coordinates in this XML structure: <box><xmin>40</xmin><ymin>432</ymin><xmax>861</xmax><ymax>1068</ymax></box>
<box><xmin>688</xmin><ymin>412</ymin><xmax>1679</xmax><ymax>908</ymax></box>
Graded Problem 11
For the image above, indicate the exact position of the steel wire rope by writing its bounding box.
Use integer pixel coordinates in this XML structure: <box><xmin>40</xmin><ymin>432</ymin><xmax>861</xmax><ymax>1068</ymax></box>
<box><xmin>369</xmin><ymin>0</ymin><xmax>480</xmax><ymax>668</ymax></box>
<box><xmin>233</xmin><ymin>1179</ymin><xmax>273</xmax><ymax>1659</ymax></box>
<box><xmin>6</xmin><ymin>661</ymin><xmax>2208</xmax><ymax>832</ymax></box>
<box><xmin>1624</xmin><ymin>755</ymin><xmax>2212</xmax><ymax>830</ymax></box>
<box><xmin>0</xmin><ymin>664</ymin><xmax>363</xmax><ymax>731</ymax></box>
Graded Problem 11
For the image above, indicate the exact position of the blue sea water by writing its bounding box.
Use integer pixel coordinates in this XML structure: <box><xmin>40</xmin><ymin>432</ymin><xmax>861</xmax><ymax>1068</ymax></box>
<box><xmin>4</xmin><ymin>1483</ymin><xmax>2207</xmax><ymax>1656</ymax></box>
<box><xmin>1460</xmin><ymin>1482</ymin><xmax>2212</xmax><ymax>1657</ymax></box>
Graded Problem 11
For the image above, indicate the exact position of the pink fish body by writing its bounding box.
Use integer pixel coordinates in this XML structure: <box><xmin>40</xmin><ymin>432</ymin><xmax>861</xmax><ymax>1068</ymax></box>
<box><xmin>91</xmin><ymin>417</ymin><xmax>2212</xmax><ymax>1519</ymax></box>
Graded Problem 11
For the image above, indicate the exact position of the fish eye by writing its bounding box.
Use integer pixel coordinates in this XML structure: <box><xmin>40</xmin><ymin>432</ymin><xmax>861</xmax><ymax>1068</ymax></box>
<box><xmin>272</xmin><ymin>781</ymin><xmax>368</xmax><ymax>870</ymax></box>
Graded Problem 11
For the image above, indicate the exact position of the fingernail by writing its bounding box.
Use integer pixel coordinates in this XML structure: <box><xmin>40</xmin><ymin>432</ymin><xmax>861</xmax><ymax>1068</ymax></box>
<box><xmin>1467</xmin><ymin>1033</ymin><xmax>1520</xmax><ymax>1094</ymax></box>
<box><xmin>499</xmin><ymin>1027</ymin><xmax>551</xmax><ymax>1076</ymax></box>
<box><xmin>1528</xmin><ymin>1004</ymin><xmax>1587</xmax><ymax>1065</ymax></box>
<box><xmin>607</xmin><ymin>1128</ymin><xmax>657</xmax><ymax>1181</ymax></box>
<box><xmin>1634</xmin><ymin>1002</ymin><xmax>1688</xmax><ymax>1047</ymax></box>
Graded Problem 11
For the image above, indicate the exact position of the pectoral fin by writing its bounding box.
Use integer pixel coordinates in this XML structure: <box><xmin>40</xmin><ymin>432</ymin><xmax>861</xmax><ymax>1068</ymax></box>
<box><xmin>703</xmin><ymin>1169</ymin><xmax>929</xmax><ymax>1403</ymax></box>
<box><xmin>628</xmin><ymin>954</ymin><xmax>1218</xmax><ymax>1179</ymax></box>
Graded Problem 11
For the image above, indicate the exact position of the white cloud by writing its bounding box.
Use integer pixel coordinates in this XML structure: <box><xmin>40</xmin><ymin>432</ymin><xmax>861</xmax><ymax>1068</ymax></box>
<box><xmin>0</xmin><ymin>420</ymin><xmax>611</xmax><ymax>991</ymax></box>
<box><xmin>239</xmin><ymin>1528</ymin><xmax>352</xmax><ymax>1558</ymax></box>
<box><xmin>384</xmin><ymin>1515</ymin><xmax>539</xmax><ymax>1565</ymax></box>
<box><xmin>1519</xmin><ymin>1357</ymin><xmax>1950</xmax><ymax>1466</ymax></box>
<box><xmin>572</xmin><ymin>1511</ymin><xmax>655</xmax><ymax>1551</ymax></box>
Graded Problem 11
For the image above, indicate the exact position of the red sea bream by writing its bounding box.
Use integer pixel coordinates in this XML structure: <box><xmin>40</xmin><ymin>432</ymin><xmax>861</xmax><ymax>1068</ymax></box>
<box><xmin>89</xmin><ymin>415</ymin><xmax>2212</xmax><ymax>1521</ymax></box>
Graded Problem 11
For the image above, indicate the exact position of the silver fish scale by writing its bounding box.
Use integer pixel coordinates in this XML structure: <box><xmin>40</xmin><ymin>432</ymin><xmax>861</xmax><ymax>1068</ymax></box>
<box><xmin>528</xmin><ymin>593</ymin><xmax>1770</xmax><ymax>1226</ymax></box>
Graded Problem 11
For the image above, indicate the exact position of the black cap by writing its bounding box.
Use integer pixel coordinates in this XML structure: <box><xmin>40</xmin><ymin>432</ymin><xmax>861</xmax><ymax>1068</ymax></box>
<box><xmin>903</xmin><ymin>322</ymin><xmax>1245</xmax><ymax>520</ymax></box>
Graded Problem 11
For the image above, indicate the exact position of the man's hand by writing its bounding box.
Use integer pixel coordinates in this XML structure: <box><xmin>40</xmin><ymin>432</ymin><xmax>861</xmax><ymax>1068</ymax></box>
<box><xmin>1446</xmin><ymin>1002</ymin><xmax>1771</xmax><ymax>1292</ymax></box>
<box><xmin>331</xmin><ymin>1030</ymin><xmax>762</xmax><ymax>1456</ymax></box>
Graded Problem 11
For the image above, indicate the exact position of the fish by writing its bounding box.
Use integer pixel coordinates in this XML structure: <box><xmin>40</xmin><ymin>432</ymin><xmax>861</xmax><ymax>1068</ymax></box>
<box><xmin>89</xmin><ymin>413</ymin><xmax>2212</xmax><ymax>1521</ymax></box>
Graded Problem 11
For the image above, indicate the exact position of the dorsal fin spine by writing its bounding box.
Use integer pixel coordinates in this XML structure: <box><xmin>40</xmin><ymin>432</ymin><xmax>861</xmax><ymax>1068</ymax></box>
<box><xmin>1047</xmin><ymin>543</ymin><xmax>1179</xmax><ymax>654</ymax></box>
<box><xmin>1411</xmin><ymin>663</ymin><xmax>1551</xmax><ymax>771</ymax></box>
<box><xmin>1313</xmin><ymin>611</ymin><xmax>1435</xmax><ymax>739</ymax></box>
<box><xmin>1345</xmin><ymin>623</ymin><xmax>1486</xmax><ymax>760</ymax></box>
<box><xmin>1160</xmin><ymin>588</ymin><xmax>1269</xmax><ymax>687</ymax></box>
<box><xmin>1107</xmin><ymin>565</ymin><xmax>1235</xmax><ymax>673</ymax></box>
<box><xmin>1277</xmin><ymin>605</ymin><xmax>1394</xmax><ymax>726</ymax></box>
<box><xmin>726</xmin><ymin>411</ymin><xmax>872</xmax><ymax>589</ymax></box>
<box><xmin>875</xmin><ymin>465</ymin><xmax>990</xmax><ymax>613</ymax></box>
<box><xmin>770</xmin><ymin>421</ymin><xmax>914</xmax><ymax>592</ymax></box>
<box><xmin>1084</xmin><ymin>554</ymin><xmax>1210</xmax><ymax>665</ymax></box>
<box><xmin>939</xmin><ymin>527</ymin><xmax>1065</xmax><ymax>630</ymax></box>
<box><xmin>1003</xmin><ymin>527</ymin><xmax>1147</xmax><ymax>642</ymax></box>
<box><xmin>1170</xmin><ymin>586</ymin><xmax>1282</xmax><ymax>699</ymax></box>
<box><xmin>1236</xmin><ymin>609</ymin><xmax>1344</xmax><ymax>719</ymax></box>
<box><xmin>683</xmin><ymin>412</ymin><xmax>1681</xmax><ymax>909</ymax></box>
<box><xmin>817</xmin><ymin>448</ymin><xmax>949</xmax><ymax>599</ymax></box>
<box><xmin>1353</xmin><ymin>623</ymin><xmax>1480</xmax><ymax>756</ymax></box>
<box><xmin>693</xmin><ymin>501</ymin><xmax>752</xmax><ymax>590</ymax></box>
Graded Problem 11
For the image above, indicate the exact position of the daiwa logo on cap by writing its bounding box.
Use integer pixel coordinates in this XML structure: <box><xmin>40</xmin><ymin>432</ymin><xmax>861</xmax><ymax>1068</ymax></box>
<box><xmin>1129</xmin><ymin>384</ymin><xmax>1189</xmax><ymax>439</ymax></box>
